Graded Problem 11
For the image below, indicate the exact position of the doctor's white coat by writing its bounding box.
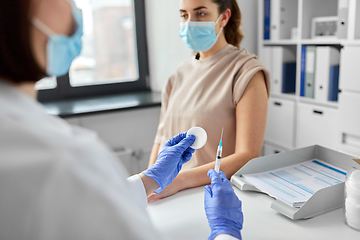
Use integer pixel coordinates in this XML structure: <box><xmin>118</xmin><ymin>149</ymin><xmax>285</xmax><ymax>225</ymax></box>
<box><xmin>0</xmin><ymin>80</ymin><xmax>237</xmax><ymax>240</ymax></box>
<box><xmin>0</xmin><ymin>80</ymin><xmax>160</xmax><ymax>239</ymax></box>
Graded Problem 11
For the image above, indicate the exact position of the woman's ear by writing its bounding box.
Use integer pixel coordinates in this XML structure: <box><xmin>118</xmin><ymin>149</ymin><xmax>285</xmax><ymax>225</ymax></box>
<box><xmin>220</xmin><ymin>8</ymin><xmax>232</xmax><ymax>28</ymax></box>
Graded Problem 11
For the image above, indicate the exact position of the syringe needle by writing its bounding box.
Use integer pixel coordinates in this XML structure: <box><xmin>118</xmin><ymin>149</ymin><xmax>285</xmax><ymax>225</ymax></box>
<box><xmin>215</xmin><ymin>127</ymin><xmax>224</xmax><ymax>173</ymax></box>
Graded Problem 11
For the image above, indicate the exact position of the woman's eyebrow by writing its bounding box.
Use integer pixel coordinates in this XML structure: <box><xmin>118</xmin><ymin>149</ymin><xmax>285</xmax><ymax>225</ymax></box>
<box><xmin>180</xmin><ymin>6</ymin><xmax>207</xmax><ymax>12</ymax></box>
<box><xmin>193</xmin><ymin>6</ymin><xmax>207</xmax><ymax>11</ymax></box>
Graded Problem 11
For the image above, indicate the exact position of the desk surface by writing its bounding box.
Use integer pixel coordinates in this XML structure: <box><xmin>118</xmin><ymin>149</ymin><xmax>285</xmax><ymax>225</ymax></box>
<box><xmin>147</xmin><ymin>186</ymin><xmax>360</xmax><ymax>240</ymax></box>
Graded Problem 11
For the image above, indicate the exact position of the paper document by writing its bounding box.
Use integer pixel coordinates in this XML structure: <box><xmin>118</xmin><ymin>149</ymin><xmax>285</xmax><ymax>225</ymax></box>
<box><xmin>242</xmin><ymin>160</ymin><xmax>347</xmax><ymax>207</ymax></box>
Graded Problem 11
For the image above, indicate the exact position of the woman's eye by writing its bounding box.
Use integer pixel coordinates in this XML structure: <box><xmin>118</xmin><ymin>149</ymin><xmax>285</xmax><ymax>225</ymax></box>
<box><xmin>181</xmin><ymin>14</ymin><xmax>188</xmax><ymax>19</ymax></box>
<box><xmin>198</xmin><ymin>12</ymin><xmax>206</xmax><ymax>17</ymax></box>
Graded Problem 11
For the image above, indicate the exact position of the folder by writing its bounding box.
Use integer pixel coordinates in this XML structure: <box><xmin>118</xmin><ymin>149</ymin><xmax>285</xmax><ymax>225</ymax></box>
<box><xmin>314</xmin><ymin>47</ymin><xmax>340</xmax><ymax>102</ymax></box>
<box><xmin>305</xmin><ymin>46</ymin><xmax>316</xmax><ymax>98</ymax></box>
<box><xmin>282</xmin><ymin>62</ymin><xmax>296</xmax><ymax>93</ymax></box>
<box><xmin>329</xmin><ymin>65</ymin><xmax>340</xmax><ymax>101</ymax></box>
<box><xmin>272</xmin><ymin>47</ymin><xmax>283</xmax><ymax>94</ymax></box>
<box><xmin>270</xmin><ymin>0</ymin><xmax>280</xmax><ymax>40</ymax></box>
<box><xmin>268</xmin><ymin>0</ymin><xmax>297</xmax><ymax>40</ymax></box>
<box><xmin>264</xmin><ymin>0</ymin><xmax>271</xmax><ymax>40</ymax></box>
<box><xmin>231</xmin><ymin>145</ymin><xmax>360</xmax><ymax>220</ymax></box>
<box><xmin>300</xmin><ymin>45</ymin><xmax>306</xmax><ymax>97</ymax></box>
<box><xmin>337</xmin><ymin>0</ymin><xmax>349</xmax><ymax>39</ymax></box>
<box><xmin>272</xmin><ymin>47</ymin><xmax>296</xmax><ymax>94</ymax></box>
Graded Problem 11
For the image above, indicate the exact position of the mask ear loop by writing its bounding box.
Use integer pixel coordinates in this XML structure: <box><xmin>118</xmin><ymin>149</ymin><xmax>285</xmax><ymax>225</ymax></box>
<box><xmin>215</xmin><ymin>14</ymin><xmax>223</xmax><ymax>37</ymax></box>
<box><xmin>215</xmin><ymin>14</ymin><xmax>223</xmax><ymax>25</ymax></box>
<box><xmin>31</xmin><ymin>18</ymin><xmax>56</xmax><ymax>37</ymax></box>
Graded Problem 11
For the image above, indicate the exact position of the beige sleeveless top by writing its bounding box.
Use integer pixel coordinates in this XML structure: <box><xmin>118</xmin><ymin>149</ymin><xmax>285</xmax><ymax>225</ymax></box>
<box><xmin>154</xmin><ymin>44</ymin><xmax>270</xmax><ymax>170</ymax></box>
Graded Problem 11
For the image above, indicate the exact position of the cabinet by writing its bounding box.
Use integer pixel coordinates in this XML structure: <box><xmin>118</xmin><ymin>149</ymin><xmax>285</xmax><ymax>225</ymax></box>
<box><xmin>339</xmin><ymin>91</ymin><xmax>360</xmax><ymax>157</ymax></box>
<box><xmin>258</xmin><ymin>0</ymin><xmax>360</xmax><ymax>157</ymax></box>
<box><xmin>263</xmin><ymin>142</ymin><xmax>287</xmax><ymax>156</ymax></box>
<box><xmin>296</xmin><ymin>102</ymin><xmax>339</xmax><ymax>149</ymax></box>
<box><xmin>265</xmin><ymin>98</ymin><xmax>295</xmax><ymax>149</ymax></box>
<box><xmin>64</xmin><ymin>107</ymin><xmax>160</xmax><ymax>175</ymax></box>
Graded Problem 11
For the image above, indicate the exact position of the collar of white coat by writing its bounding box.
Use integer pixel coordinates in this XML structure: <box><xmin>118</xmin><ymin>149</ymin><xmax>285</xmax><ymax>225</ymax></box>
<box><xmin>0</xmin><ymin>79</ymin><xmax>79</xmax><ymax>139</ymax></box>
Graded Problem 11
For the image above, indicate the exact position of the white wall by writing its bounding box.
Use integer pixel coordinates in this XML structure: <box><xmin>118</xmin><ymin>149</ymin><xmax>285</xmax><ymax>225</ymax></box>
<box><xmin>145</xmin><ymin>0</ymin><xmax>193</xmax><ymax>92</ymax></box>
<box><xmin>237</xmin><ymin>0</ymin><xmax>258</xmax><ymax>54</ymax></box>
<box><xmin>145</xmin><ymin>0</ymin><xmax>259</xmax><ymax>92</ymax></box>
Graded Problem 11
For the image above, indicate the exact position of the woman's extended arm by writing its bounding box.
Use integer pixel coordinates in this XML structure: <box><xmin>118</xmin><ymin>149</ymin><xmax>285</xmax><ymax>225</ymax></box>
<box><xmin>148</xmin><ymin>71</ymin><xmax>268</xmax><ymax>202</ymax></box>
<box><xmin>148</xmin><ymin>143</ymin><xmax>160</xmax><ymax>168</ymax></box>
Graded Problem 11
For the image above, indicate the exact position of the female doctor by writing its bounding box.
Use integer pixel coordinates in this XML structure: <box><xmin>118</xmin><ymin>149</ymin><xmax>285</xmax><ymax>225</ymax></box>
<box><xmin>0</xmin><ymin>0</ymin><xmax>243</xmax><ymax>240</ymax></box>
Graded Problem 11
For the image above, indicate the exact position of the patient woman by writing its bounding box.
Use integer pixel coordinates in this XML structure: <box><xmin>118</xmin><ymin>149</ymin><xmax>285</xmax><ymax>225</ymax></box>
<box><xmin>147</xmin><ymin>0</ymin><xmax>270</xmax><ymax>201</ymax></box>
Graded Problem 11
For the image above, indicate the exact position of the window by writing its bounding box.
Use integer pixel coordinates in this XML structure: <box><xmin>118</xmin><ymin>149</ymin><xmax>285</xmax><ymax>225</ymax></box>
<box><xmin>35</xmin><ymin>76</ymin><xmax>57</xmax><ymax>90</ymax></box>
<box><xmin>37</xmin><ymin>0</ymin><xmax>149</xmax><ymax>102</ymax></box>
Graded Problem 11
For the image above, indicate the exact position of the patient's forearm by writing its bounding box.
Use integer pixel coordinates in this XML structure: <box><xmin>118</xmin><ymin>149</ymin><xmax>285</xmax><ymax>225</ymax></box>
<box><xmin>148</xmin><ymin>143</ymin><xmax>160</xmax><ymax>168</ymax></box>
<box><xmin>180</xmin><ymin>151</ymin><xmax>260</xmax><ymax>189</ymax></box>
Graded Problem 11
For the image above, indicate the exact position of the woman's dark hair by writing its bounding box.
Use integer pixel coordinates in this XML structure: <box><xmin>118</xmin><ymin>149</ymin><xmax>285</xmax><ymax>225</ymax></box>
<box><xmin>0</xmin><ymin>0</ymin><xmax>46</xmax><ymax>83</ymax></box>
<box><xmin>211</xmin><ymin>0</ymin><xmax>244</xmax><ymax>47</ymax></box>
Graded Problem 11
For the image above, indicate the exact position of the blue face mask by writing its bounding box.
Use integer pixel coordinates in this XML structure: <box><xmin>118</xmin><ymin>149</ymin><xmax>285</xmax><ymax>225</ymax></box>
<box><xmin>179</xmin><ymin>15</ymin><xmax>223</xmax><ymax>52</ymax></box>
<box><xmin>32</xmin><ymin>0</ymin><xmax>83</xmax><ymax>77</ymax></box>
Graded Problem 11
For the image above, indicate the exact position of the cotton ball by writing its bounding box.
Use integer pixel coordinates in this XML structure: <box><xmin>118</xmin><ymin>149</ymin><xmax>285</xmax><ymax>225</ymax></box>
<box><xmin>186</xmin><ymin>127</ymin><xmax>207</xmax><ymax>150</ymax></box>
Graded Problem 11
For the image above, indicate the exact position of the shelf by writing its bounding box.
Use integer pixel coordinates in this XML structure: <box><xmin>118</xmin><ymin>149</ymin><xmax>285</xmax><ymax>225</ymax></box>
<box><xmin>264</xmin><ymin>39</ymin><xmax>360</xmax><ymax>46</ymax></box>
<box><xmin>300</xmin><ymin>39</ymin><xmax>343</xmax><ymax>46</ymax></box>
<box><xmin>259</xmin><ymin>0</ymin><xmax>360</xmax><ymax>155</ymax></box>
<box><xmin>270</xmin><ymin>94</ymin><xmax>340</xmax><ymax>109</ymax></box>
<box><xmin>270</xmin><ymin>93</ymin><xmax>297</xmax><ymax>101</ymax></box>
<box><xmin>263</xmin><ymin>40</ymin><xmax>298</xmax><ymax>46</ymax></box>
<box><xmin>301</xmin><ymin>0</ymin><xmax>338</xmax><ymax>40</ymax></box>
<box><xmin>299</xmin><ymin>97</ymin><xmax>339</xmax><ymax>109</ymax></box>
<box><xmin>341</xmin><ymin>40</ymin><xmax>360</xmax><ymax>46</ymax></box>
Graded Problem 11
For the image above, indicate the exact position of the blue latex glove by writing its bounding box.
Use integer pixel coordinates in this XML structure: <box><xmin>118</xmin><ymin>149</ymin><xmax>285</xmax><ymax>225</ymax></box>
<box><xmin>142</xmin><ymin>133</ymin><xmax>195</xmax><ymax>193</ymax></box>
<box><xmin>204</xmin><ymin>169</ymin><xmax>243</xmax><ymax>240</ymax></box>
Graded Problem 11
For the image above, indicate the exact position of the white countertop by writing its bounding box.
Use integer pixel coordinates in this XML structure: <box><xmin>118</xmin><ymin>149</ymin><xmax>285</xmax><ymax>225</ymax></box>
<box><xmin>147</xmin><ymin>185</ymin><xmax>360</xmax><ymax>240</ymax></box>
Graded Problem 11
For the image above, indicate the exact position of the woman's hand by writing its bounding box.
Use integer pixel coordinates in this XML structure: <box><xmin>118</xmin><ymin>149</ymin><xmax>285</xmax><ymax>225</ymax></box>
<box><xmin>147</xmin><ymin>176</ymin><xmax>183</xmax><ymax>203</ymax></box>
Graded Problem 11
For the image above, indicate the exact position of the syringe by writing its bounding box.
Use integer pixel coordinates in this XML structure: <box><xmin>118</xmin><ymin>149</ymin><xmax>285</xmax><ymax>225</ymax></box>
<box><xmin>214</xmin><ymin>128</ymin><xmax>224</xmax><ymax>173</ymax></box>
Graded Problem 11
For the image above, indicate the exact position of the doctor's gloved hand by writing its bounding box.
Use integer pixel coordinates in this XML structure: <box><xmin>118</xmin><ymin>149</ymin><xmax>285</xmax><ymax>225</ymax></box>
<box><xmin>142</xmin><ymin>133</ymin><xmax>195</xmax><ymax>194</ymax></box>
<box><xmin>205</xmin><ymin>169</ymin><xmax>243</xmax><ymax>240</ymax></box>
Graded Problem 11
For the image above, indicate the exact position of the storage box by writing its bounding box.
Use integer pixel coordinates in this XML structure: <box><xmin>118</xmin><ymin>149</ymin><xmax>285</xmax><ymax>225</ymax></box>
<box><xmin>231</xmin><ymin>145</ymin><xmax>360</xmax><ymax>220</ymax></box>
<box><xmin>311</xmin><ymin>16</ymin><xmax>338</xmax><ymax>39</ymax></box>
